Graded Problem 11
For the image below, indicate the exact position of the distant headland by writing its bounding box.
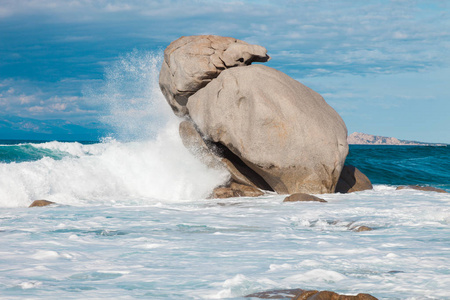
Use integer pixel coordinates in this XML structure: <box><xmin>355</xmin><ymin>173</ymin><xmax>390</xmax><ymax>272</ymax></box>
<box><xmin>348</xmin><ymin>132</ymin><xmax>447</xmax><ymax>146</ymax></box>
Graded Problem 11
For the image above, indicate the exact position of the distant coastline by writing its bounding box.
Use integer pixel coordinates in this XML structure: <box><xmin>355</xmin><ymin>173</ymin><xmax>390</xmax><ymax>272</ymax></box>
<box><xmin>348</xmin><ymin>132</ymin><xmax>447</xmax><ymax>146</ymax></box>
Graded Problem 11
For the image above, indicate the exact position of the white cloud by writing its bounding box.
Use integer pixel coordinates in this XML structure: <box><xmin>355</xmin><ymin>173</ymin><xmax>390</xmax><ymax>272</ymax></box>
<box><xmin>0</xmin><ymin>79</ymin><xmax>95</xmax><ymax>119</ymax></box>
<box><xmin>393</xmin><ymin>31</ymin><xmax>408</xmax><ymax>39</ymax></box>
<box><xmin>104</xmin><ymin>3</ymin><xmax>133</xmax><ymax>12</ymax></box>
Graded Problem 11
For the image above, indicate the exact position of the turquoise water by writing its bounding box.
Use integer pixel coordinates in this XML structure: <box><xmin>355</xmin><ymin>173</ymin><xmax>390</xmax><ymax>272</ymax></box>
<box><xmin>2</xmin><ymin>140</ymin><xmax>448</xmax><ymax>190</ymax></box>
<box><xmin>345</xmin><ymin>145</ymin><xmax>450</xmax><ymax>190</ymax></box>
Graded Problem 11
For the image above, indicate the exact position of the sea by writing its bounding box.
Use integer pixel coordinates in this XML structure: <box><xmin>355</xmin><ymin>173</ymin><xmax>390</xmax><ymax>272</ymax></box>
<box><xmin>1</xmin><ymin>52</ymin><xmax>449</xmax><ymax>299</ymax></box>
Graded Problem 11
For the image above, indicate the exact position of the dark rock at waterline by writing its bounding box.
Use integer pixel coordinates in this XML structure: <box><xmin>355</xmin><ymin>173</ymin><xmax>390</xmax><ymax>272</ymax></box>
<box><xmin>29</xmin><ymin>200</ymin><xmax>55</xmax><ymax>207</ymax></box>
<box><xmin>335</xmin><ymin>165</ymin><xmax>373</xmax><ymax>193</ymax></box>
<box><xmin>351</xmin><ymin>225</ymin><xmax>373</xmax><ymax>232</ymax></box>
<box><xmin>294</xmin><ymin>291</ymin><xmax>378</xmax><ymax>300</ymax></box>
<box><xmin>245</xmin><ymin>288</ymin><xmax>305</xmax><ymax>299</ymax></box>
<box><xmin>387</xmin><ymin>270</ymin><xmax>405</xmax><ymax>274</ymax></box>
<box><xmin>212</xmin><ymin>186</ymin><xmax>236</xmax><ymax>199</ymax></box>
<box><xmin>245</xmin><ymin>288</ymin><xmax>378</xmax><ymax>300</ymax></box>
<box><xmin>283</xmin><ymin>193</ymin><xmax>327</xmax><ymax>203</ymax></box>
<box><xmin>396</xmin><ymin>185</ymin><xmax>448</xmax><ymax>193</ymax></box>
<box><xmin>212</xmin><ymin>182</ymin><xmax>264</xmax><ymax>199</ymax></box>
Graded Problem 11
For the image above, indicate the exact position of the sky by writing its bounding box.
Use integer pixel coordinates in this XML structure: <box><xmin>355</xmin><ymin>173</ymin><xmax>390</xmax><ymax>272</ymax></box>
<box><xmin>0</xmin><ymin>0</ymin><xmax>449</xmax><ymax>143</ymax></box>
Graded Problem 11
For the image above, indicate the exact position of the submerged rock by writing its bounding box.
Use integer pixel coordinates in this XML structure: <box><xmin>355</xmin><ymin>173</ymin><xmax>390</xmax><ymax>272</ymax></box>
<box><xmin>283</xmin><ymin>193</ymin><xmax>327</xmax><ymax>203</ymax></box>
<box><xmin>396</xmin><ymin>185</ymin><xmax>448</xmax><ymax>193</ymax></box>
<box><xmin>187</xmin><ymin>65</ymin><xmax>348</xmax><ymax>194</ymax></box>
<box><xmin>245</xmin><ymin>288</ymin><xmax>305</xmax><ymax>299</ymax></box>
<box><xmin>29</xmin><ymin>200</ymin><xmax>55</xmax><ymax>207</ymax></box>
<box><xmin>335</xmin><ymin>165</ymin><xmax>373</xmax><ymax>193</ymax></box>
<box><xmin>245</xmin><ymin>288</ymin><xmax>378</xmax><ymax>299</ymax></box>
<box><xmin>351</xmin><ymin>225</ymin><xmax>373</xmax><ymax>232</ymax></box>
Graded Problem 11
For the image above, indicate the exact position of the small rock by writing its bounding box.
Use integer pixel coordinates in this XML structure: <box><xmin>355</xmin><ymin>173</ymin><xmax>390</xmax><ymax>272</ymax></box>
<box><xmin>293</xmin><ymin>290</ymin><xmax>319</xmax><ymax>300</ymax></box>
<box><xmin>396</xmin><ymin>185</ymin><xmax>447</xmax><ymax>193</ymax></box>
<box><xmin>283</xmin><ymin>193</ymin><xmax>327</xmax><ymax>203</ymax></box>
<box><xmin>211</xmin><ymin>181</ymin><xmax>264</xmax><ymax>199</ymax></box>
<box><xmin>352</xmin><ymin>226</ymin><xmax>373</xmax><ymax>232</ymax></box>
<box><xmin>212</xmin><ymin>187</ymin><xmax>236</xmax><ymax>199</ymax></box>
<box><xmin>294</xmin><ymin>291</ymin><xmax>378</xmax><ymax>300</ymax></box>
<box><xmin>245</xmin><ymin>288</ymin><xmax>378</xmax><ymax>300</ymax></box>
<box><xmin>245</xmin><ymin>288</ymin><xmax>305</xmax><ymax>299</ymax></box>
<box><xmin>229</xmin><ymin>182</ymin><xmax>264</xmax><ymax>197</ymax></box>
<box><xmin>387</xmin><ymin>270</ymin><xmax>404</xmax><ymax>274</ymax></box>
<box><xmin>29</xmin><ymin>200</ymin><xmax>55</xmax><ymax>208</ymax></box>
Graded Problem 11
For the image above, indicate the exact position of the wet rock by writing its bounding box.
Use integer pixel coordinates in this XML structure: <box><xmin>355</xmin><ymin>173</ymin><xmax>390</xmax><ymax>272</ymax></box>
<box><xmin>246</xmin><ymin>289</ymin><xmax>378</xmax><ymax>300</ymax></box>
<box><xmin>230</xmin><ymin>182</ymin><xmax>264</xmax><ymax>197</ymax></box>
<box><xmin>387</xmin><ymin>270</ymin><xmax>404</xmax><ymax>274</ymax></box>
<box><xmin>294</xmin><ymin>291</ymin><xmax>378</xmax><ymax>300</ymax></box>
<box><xmin>212</xmin><ymin>181</ymin><xmax>264</xmax><ymax>199</ymax></box>
<box><xmin>29</xmin><ymin>200</ymin><xmax>55</xmax><ymax>207</ymax></box>
<box><xmin>179</xmin><ymin>120</ymin><xmax>269</xmax><ymax>190</ymax></box>
<box><xmin>188</xmin><ymin>64</ymin><xmax>348</xmax><ymax>194</ymax></box>
<box><xmin>294</xmin><ymin>290</ymin><xmax>319</xmax><ymax>299</ymax></box>
<box><xmin>396</xmin><ymin>185</ymin><xmax>447</xmax><ymax>193</ymax></box>
<box><xmin>351</xmin><ymin>225</ymin><xmax>373</xmax><ymax>232</ymax></box>
<box><xmin>212</xmin><ymin>186</ymin><xmax>236</xmax><ymax>199</ymax></box>
<box><xmin>179</xmin><ymin>120</ymin><xmax>224</xmax><ymax>169</ymax></box>
<box><xmin>283</xmin><ymin>193</ymin><xmax>327</xmax><ymax>203</ymax></box>
<box><xmin>159</xmin><ymin>35</ymin><xmax>269</xmax><ymax>116</ymax></box>
<box><xmin>246</xmin><ymin>288</ymin><xmax>305</xmax><ymax>299</ymax></box>
<box><xmin>335</xmin><ymin>165</ymin><xmax>373</xmax><ymax>193</ymax></box>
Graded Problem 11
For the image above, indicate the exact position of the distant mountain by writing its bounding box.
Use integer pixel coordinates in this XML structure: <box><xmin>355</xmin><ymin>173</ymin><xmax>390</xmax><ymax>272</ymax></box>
<box><xmin>347</xmin><ymin>132</ymin><xmax>446</xmax><ymax>146</ymax></box>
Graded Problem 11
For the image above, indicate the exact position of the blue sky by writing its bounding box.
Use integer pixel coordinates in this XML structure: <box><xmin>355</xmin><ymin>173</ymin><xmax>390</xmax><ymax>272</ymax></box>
<box><xmin>0</xmin><ymin>0</ymin><xmax>449</xmax><ymax>142</ymax></box>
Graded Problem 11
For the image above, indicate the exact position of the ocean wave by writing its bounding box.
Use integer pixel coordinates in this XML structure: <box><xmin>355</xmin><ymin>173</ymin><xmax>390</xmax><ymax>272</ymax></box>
<box><xmin>0</xmin><ymin>120</ymin><xmax>230</xmax><ymax>208</ymax></box>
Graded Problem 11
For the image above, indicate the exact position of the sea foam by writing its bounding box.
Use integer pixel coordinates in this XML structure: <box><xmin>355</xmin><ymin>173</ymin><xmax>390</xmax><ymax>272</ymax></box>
<box><xmin>0</xmin><ymin>121</ymin><xmax>229</xmax><ymax>208</ymax></box>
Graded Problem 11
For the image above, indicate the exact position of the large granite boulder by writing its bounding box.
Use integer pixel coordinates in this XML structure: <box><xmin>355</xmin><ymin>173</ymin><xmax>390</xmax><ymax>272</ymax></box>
<box><xmin>187</xmin><ymin>64</ymin><xmax>348</xmax><ymax>194</ymax></box>
<box><xmin>159</xmin><ymin>35</ymin><xmax>270</xmax><ymax>116</ymax></box>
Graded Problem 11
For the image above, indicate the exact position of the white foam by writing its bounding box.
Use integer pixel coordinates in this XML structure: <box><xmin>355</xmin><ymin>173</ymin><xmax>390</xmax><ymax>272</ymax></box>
<box><xmin>0</xmin><ymin>120</ymin><xmax>229</xmax><ymax>207</ymax></box>
<box><xmin>0</xmin><ymin>51</ymin><xmax>230</xmax><ymax>208</ymax></box>
<box><xmin>31</xmin><ymin>250</ymin><xmax>60</xmax><ymax>260</ymax></box>
<box><xmin>19</xmin><ymin>281</ymin><xmax>42</xmax><ymax>289</ymax></box>
<box><xmin>33</xmin><ymin>141</ymin><xmax>106</xmax><ymax>157</ymax></box>
<box><xmin>284</xmin><ymin>269</ymin><xmax>347</xmax><ymax>284</ymax></box>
